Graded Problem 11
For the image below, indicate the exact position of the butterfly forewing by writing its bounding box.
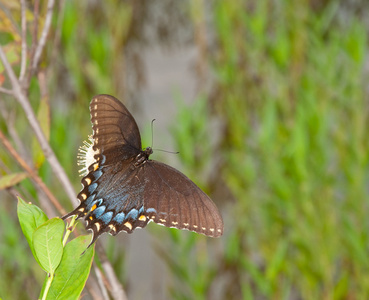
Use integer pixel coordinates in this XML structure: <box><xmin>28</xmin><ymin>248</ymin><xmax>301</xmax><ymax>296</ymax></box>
<box><xmin>90</xmin><ymin>94</ymin><xmax>142</xmax><ymax>163</ymax></box>
<box><xmin>62</xmin><ymin>94</ymin><xmax>223</xmax><ymax>245</ymax></box>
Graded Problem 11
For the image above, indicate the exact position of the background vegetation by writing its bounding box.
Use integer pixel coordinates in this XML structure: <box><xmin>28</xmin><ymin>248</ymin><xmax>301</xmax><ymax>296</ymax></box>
<box><xmin>1</xmin><ymin>0</ymin><xmax>369</xmax><ymax>299</ymax></box>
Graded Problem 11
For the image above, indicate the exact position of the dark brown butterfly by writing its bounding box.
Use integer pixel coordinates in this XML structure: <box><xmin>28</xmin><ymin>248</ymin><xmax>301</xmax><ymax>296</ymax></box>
<box><xmin>62</xmin><ymin>95</ymin><xmax>223</xmax><ymax>245</ymax></box>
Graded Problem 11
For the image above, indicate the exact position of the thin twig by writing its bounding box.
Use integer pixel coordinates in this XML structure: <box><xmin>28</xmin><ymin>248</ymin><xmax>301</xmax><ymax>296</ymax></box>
<box><xmin>0</xmin><ymin>129</ymin><xmax>65</xmax><ymax>215</ymax></box>
<box><xmin>85</xmin><ymin>273</ymin><xmax>106</xmax><ymax>300</ymax></box>
<box><xmin>96</xmin><ymin>243</ymin><xmax>128</xmax><ymax>300</ymax></box>
<box><xmin>0</xmin><ymin>46</ymin><xmax>78</xmax><ymax>206</ymax></box>
<box><xmin>0</xmin><ymin>87</ymin><xmax>13</xmax><ymax>95</ymax></box>
<box><xmin>31</xmin><ymin>0</ymin><xmax>55</xmax><ymax>74</ymax></box>
<box><xmin>93</xmin><ymin>264</ymin><xmax>110</xmax><ymax>300</ymax></box>
<box><xmin>28</xmin><ymin>0</ymin><xmax>39</xmax><ymax>81</ymax></box>
<box><xmin>19</xmin><ymin>0</ymin><xmax>28</xmax><ymax>82</ymax></box>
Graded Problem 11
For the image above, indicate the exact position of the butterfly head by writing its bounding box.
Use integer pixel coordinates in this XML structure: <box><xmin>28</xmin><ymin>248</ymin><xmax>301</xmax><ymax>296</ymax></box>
<box><xmin>143</xmin><ymin>147</ymin><xmax>153</xmax><ymax>157</ymax></box>
<box><xmin>134</xmin><ymin>147</ymin><xmax>153</xmax><ymax>167</ymax></box>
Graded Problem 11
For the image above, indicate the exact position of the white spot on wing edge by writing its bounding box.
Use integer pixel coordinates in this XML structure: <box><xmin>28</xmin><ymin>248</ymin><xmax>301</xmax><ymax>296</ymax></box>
<box><xmin>77</xmin><ymin>135</ymin><xmax>98</xmax><ymax>177</ymax></box>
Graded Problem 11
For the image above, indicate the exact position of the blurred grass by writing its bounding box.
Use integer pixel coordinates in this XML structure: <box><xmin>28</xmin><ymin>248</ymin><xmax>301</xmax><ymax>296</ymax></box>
<box><xmin>1</xmin><ymin>0</ymin><xmax>369</xmax><ymax>299</ymax></box>
<box><xmin>166</xmin><ymin>0</ymin><xmax>369</xmax><ymax>299</ymax></box>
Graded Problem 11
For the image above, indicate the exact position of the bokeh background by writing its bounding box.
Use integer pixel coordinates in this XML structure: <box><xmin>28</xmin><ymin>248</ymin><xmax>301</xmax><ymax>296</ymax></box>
<box><xmin>1</xmin><ymin>0</ymin><xmax>369</xmax><ymax>299</ymax></box>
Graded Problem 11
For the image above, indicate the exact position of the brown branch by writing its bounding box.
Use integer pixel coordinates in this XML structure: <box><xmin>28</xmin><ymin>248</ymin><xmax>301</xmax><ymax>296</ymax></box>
<box><xmin>0</xmin><ymin>129</ymin><xmax>65</xmax><ymax>215</ymax></box>
<box><xmin>0</xmin><ymin>46</ymin><xmax>78</xmax><ymax>207</ymax></box>
<box><xmin>31</xmin><ymin>0</ymin><xmax>55</xmax><ymax>74</ymax></box>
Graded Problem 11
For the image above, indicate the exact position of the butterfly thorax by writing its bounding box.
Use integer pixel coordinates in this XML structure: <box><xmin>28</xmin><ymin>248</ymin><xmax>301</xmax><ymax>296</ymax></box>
<box><xmin>134</xmin><ymin>147</ymin><xmax>153</xmax><ymax>167</ymax></box>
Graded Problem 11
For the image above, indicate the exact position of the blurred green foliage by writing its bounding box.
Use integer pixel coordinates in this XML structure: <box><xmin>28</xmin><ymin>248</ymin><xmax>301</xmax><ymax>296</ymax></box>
<box><xmin>1</xmin><ymin>0</ymin><xmax>369</xmax><ymax>299</ymax></box>
<box><xmin>167</xmin><ymin>0</ymin><xmax>369</xmax><ymax>299</ymax></box>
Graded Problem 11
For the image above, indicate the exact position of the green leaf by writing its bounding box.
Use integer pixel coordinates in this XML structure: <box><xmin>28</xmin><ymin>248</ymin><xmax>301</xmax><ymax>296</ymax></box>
<box><xmin>17</xmin><ymin>197</ymin><xmax>49</xmax><ymax>264</ymax></box>
<box><xmin>33</xmin><ymin>218</ymin><xmax>64</xmax><ymax>273</ymax></box>
<box><xmin>0</xmin><ymin>172</ymin><xmax>28</xmax><ymax>190</ymax></box>
<box><xmin>45</xmin><ymin>235</ymin><xmax>94</xmax><ymax>300</ymax></box>
<box><xmin>32</xmin><ymin>96</ymin><xmax>50</xmax><ymax>168</ymax></box>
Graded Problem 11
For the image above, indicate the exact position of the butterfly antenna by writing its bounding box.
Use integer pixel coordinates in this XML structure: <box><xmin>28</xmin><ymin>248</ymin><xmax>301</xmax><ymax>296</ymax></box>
<box><xmin>151</xmin><ymin>119</ymin><xmax>156</xmax><ymax>148</ymax></box>
<box><xmin>154</xmin><ymin>149</ymin><xmax>180</xmax><ymax>155</ymax></box>
<box><xmin>150</xmin><ymin>118</ymin><xmax>179</xmax><ymax>154</ymax></box>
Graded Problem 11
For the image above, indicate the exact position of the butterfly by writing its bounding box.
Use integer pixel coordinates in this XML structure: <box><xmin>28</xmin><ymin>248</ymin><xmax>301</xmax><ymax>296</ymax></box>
<box><xmin>62</xmin><ymin>94</ymin><xmax>223</xmax><ymax>245</ymax></box>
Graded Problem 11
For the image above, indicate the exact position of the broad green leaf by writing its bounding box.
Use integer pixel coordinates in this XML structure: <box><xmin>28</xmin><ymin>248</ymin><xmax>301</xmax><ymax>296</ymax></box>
<box><xmin>45</xmin><ymin>235</ymin><xmax>94</xmax><ymax>300</ymax></box>
<box><xmin>0</xmin><ymin>172</ymin><xmax>28</xmax><ymax>190</ymax></box>
<box><xmin>17</xmin><ymin>197</ymin><xmax>49</xmax><ymax>263</ymax></box>
<box><xmin>32</xmin><ymin>96</ymin><xmax>50</xmax><ymax>168</ymax></box>
<box><xmin>33</xmin><ymin>218</ymin><xmax>64</xmax><ymax>273</ymax></box>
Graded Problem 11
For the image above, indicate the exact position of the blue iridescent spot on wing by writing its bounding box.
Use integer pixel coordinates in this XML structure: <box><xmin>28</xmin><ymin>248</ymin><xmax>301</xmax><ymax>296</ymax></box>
<box><xmin>85</xmin><ymin>194</ymin><xmax>96</xmax><ymax>206</ymax></box>
<box><xmin>114</xmin><ymin>212</ymin><xmax>125</xmax><ymax>224</ymax></box>
<box><xmin>138</xmin><ymin>206</ymin><xmax>144</xmax><ymax>214</ymax></box>
<box><xmin>93</xmin><ymin>206</ymin><xmax>106</xmax><ymax>218</ymax></box>
<box><xmin>126</xmin><ymin>208</ymin><xmax>139</xmax><ymax>220</ymax></box>
<box><xmin>87</xmin><ymin>198</ymin><xmax>102</xmax><ymax>210</ymax></box>
<box><xmin>146</xmin><ymin>208</ymin><xmax>157</xmax><ymax>214</ymax></box>
<box><xmin>88</xmin><ymin>183</ymin><xmax>98</xmax><ymax>193</ymax></box>
<box><xmin>100</xmin><ymin>211</ymin><xmax>113</xmax><ymax>224</ymax></box>
<box><xmin>92</xmin><ymin>170</ymin><xmax>103</xmax><ymax>181</ymax></box>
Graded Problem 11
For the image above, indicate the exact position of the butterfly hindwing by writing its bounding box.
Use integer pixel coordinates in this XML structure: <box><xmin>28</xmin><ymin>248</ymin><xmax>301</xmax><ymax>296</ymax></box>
<box><xmin>142</xmin><ymin>161</ymin><xmax>223</xmax><ymax>237</ymax></box>
<box><xmin>69</xmin><ymin>159</ymin><xmax>223</xmax><ymax>242</ymax></box>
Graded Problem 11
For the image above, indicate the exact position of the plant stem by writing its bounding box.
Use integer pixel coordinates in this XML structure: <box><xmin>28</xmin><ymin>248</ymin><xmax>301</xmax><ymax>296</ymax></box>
<box><xmin>63</xmin><ymin>216</ymin><xmax>77</xmax><ymax>247</ymax></box>
<box><xmin>41</xmin><ymin>272</ymin><xmax>54</xmax><ymax>300</ymax></box>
